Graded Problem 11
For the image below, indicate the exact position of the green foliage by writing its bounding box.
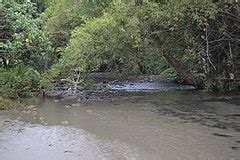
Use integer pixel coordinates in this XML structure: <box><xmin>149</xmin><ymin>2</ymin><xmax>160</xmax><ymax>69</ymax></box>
<box><xmin>160</xmin><ymin>68</ymin><xmax>178</xmax><ymax>79</ymax></box>
<box><xmin>0</xmin><ymin>64</ymin><xmax>41</xmax><ymax>98</ymax></box>
<box><xmin>51</xmin><ymin>1</ymin><xmax>239</xmax><ymax>91</ymax></box>
<box><xmin>138</xmin><ymin>2</ymin><xmax>239</xmax><ymax>90</ymax></box>
<box><xmin>1</xmin><ymin>0</ymin><xmax>238</xmax><ymax>94</ymax></box>
<box><xmin>42</xmin><ymin>1</ymin><xmax>111</xmax><ymax>51</ymax></box>
<box><xmin>3</xmin><ymin>2</ymin><xmax>53</xmax><ymax>72</ymax></box>
<box><xmin>0</xmin><ymin>2</ymin><xmax>53</xmax><ymax>99</ymax></box>
<box><xmin>54</xmin><ymin>4</ymin><xmax>162</xmax><ymax>76</ymax></box>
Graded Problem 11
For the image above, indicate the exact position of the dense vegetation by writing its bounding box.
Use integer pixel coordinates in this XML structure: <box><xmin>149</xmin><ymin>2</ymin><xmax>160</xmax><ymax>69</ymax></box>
<box><xmin>0</xmin><ymin>0</ymin><xmax>239</xmax><ymax>101</ymax></box>
<box><xmin>1</xmin><ymin>2</ymin><xmax>53</xmax><ymax>98</ymax></box>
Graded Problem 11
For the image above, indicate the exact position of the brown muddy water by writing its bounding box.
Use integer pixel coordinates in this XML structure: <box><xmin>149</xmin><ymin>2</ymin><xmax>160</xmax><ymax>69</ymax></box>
<box><xmin>0</xmin><ymin>89</ymin><xmax>240</xmax><ymax>160</ymax></box>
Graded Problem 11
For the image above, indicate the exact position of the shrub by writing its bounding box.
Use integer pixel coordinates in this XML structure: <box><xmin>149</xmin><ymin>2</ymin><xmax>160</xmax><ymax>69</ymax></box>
<box><xmin>0</xmin><ymin>64</ymin><xmax>41</xmax><ymax>98</ymax></box>
<box><xmin>52</xmin><ymin>4</ymin><xmax>162</xmax><ymax>76</ymax></box>
<box><xmin>42</xmin><ymin>1</ymin><xmax>111</xmax><ymax>49</ymax></box>
<box><xmin>2</xmin><ymin>2</ymin><xmax>53</xmax><ymax>72</ymax></box>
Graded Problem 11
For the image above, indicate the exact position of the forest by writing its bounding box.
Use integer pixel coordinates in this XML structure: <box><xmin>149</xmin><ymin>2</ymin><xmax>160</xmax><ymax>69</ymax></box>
<box><xmin>0</xmin><ymin>0</ymin><xmax>239</xmax><ymax>102</ymax></box>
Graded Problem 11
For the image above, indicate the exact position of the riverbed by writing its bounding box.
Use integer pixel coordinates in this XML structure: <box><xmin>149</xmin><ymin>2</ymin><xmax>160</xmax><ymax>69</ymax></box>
<box><xmin>0</xmin><ymin>82</ymin><xmax>240</xmax><ymax>160</ymax></box>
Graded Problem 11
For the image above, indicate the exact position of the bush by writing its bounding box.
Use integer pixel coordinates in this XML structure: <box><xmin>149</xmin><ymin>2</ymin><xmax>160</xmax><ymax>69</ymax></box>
<box><xmin>0</xmin><ymin>64</ymin><xmax>41</xmax><ymax>98</ymax></box>
<box><xmin>52</xmin><ymin>4</ymin><xmax>162</xmax><ymax>77</ymax></box>
<box><xmin>2</xmin><ymin>2</ymin><xmax>53</xmax><ymax>72</ymax></box>
<box><xmin>0</xmin><ymin>2</ymin><xmax>54</xmax><ymax>99</ymax></box>
<box><xmin>42</xmin><ymin>1</ymin><xmax>111</xmax><ymax>49</ymax></box>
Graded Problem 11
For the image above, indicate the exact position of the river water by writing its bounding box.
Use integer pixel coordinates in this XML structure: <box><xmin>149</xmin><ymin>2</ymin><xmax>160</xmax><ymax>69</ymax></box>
<box><xmin>0</xmin><ymin>82</ymin><xmax>240</xmax><ymax>160</ymax></box>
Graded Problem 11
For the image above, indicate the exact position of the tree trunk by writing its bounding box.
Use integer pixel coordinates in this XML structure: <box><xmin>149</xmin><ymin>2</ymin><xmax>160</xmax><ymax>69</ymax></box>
<box><xmin>152</xmin><ymin>36</ymin><xmax>204</xmax><ymax>89</ymax></box>
<box><xmin>162</xmin><ymin>52</ymin><xmax>204</xmax><ymax>89</ymax></box>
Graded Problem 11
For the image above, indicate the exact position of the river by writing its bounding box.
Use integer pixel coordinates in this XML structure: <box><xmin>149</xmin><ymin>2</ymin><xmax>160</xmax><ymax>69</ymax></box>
<box><xmin>0</xmin><ymin>82</ymin><xmax>240</xmax><ymax>160</ymax></box>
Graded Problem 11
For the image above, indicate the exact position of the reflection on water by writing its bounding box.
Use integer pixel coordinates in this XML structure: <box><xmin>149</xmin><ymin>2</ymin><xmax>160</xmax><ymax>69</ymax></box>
<box><xmin>0</xmin><ymin>89</ymin><xmax>240</xmax><ymax>160</ymax></box>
